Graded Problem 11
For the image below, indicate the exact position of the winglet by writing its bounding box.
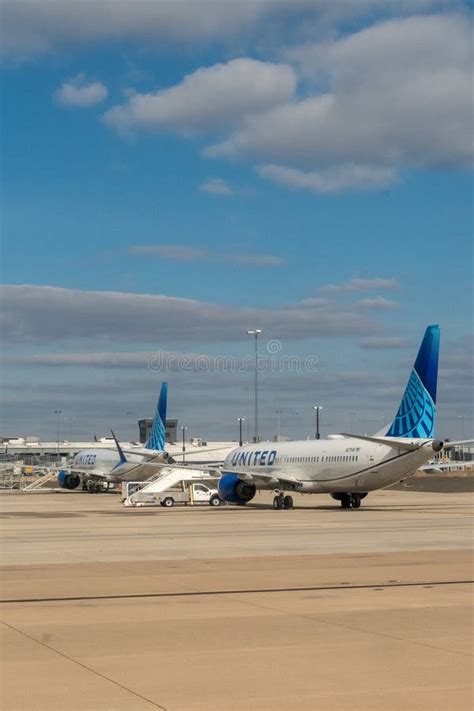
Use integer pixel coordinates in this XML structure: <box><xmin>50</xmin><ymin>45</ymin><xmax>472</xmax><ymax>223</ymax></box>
<box><xmin>111</xmin><ymin>429</ymin><xmax>127</xmax><ymax>465</ymax></box>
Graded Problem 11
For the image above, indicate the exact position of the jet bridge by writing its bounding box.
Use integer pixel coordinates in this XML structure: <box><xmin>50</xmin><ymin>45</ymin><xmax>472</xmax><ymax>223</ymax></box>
<box><xmin>122</xmin><ymin>466</ymin><xmax>220</xmax><ymax>507</ymax></box>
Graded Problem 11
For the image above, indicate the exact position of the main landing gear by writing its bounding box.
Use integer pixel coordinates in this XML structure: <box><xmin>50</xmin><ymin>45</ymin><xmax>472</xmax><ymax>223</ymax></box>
<box><xmin>273</xmin><ymin>493</ymin><xmax>294</xmax><ymax>510</ymax></box>
<box><xmin>331</xmin><ymin>492</ymin><xmax>367</xmax><ymax>509</ymax></box>
<box><xmin>339</xmin><ymin>493</ymin><xmax>366</xmax><ymax>509</ymax></box>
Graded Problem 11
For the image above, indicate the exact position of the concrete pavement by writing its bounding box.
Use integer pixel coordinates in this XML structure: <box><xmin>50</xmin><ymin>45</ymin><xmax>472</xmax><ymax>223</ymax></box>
<box><xmin>1</xmin><ymin>489</ymin><xmax>473</xmax><ymax>710</ymax></box>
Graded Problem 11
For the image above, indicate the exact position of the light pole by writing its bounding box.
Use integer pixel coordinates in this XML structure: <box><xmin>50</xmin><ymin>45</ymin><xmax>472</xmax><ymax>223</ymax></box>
<box><xmin>458</xmin><ymin>416</ymin><xmax>465</xmax><ymax>461</ymax></box>
<box><xmin>275</xmin><ymin>410</ymin><xmax>282</xmax><ymax>441</ymax></box>
<box><xmin>181</xmin><ymin>426</ymin><xmax>187</xmax><ymax>463</ymax></box>
<box><xmin>247</xmin><ymin>329</ymin><xmax>262</xmax><ymax>443</ymax></box>
<box><xmin>312</xmin><ymin>405</ymin><xmax>323</xmax><ymax>440</ymax></box>
<box><xmin>64</xmin><ymin>416</ymin><xmax>75</xmax><ymax>441</ymax></box>
<box><xmin>237</xmin><ymin>417</ymin><xmax>245</xmax><ymax>447</ymax></box>
<box><xmin>54</xmin><ymin>410</ymin><xmax>62</xmax><ymax>462</ymax></box>
<box><xmin>348</xmin><ymin>411</ymin><xmax>357</xmax><ymax>433</ymax></box>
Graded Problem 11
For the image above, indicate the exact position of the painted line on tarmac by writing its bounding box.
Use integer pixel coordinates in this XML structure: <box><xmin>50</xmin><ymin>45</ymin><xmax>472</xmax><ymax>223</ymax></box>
<box><xmin>1</xmin><ymin>579</ymin><xmax>472</xmax><ymax>604</ymax></box>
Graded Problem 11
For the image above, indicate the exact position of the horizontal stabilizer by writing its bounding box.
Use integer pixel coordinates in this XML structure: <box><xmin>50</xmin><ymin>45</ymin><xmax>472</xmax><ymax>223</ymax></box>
<box><xmin>339</xmin><ymin>433</ymin><xmax>422</xmax><ymax>451</ymax></box>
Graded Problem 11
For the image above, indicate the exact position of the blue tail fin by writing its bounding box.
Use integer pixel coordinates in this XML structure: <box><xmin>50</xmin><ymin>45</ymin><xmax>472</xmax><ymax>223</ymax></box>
<box><xmin>385</xmin><ymin>325</ymin><xmax>440</xmax><ymax>438</ymax></box>
<box><xmin>145</xmin><ymin>382</ymin><xmax>168</xmax><ymax>451</ymax></box>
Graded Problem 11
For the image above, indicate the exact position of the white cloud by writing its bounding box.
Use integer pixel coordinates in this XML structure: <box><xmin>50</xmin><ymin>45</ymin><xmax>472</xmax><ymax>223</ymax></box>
<box><xmin>54</xmin><ymin>73</ymin><xmax>108</xmax><ymax>108</ymax></box>
<box><xmin>200</xmin><ymin>178</ymin><xmax>235</xmax><ymax>196</ymax></box>
<box><xmin>128</xmin><ymin>244</ymin><xmax>285</xmax><ymax>267</ymax></box>
<box><xmin>129</xmin><ymin>245</ymin><xmax>207</xmax><ymax>262</ymax></box>
<box><xmin>103</xmin><ymin>59</ymin><xmax>296</xmax><ymax>134</ymax></box>
<box><xmin>258</xmin><ymin>163</ymin><xmax>397</xmax><ymax>193</ymax></box>
<box><xmin>357</xmin><ymin>297</ymin><xmax>399</xmax><ymax>310</ymax></box>
<box><xmin>206</xmin><ymin>14</ymin><xmax>473</xmax><ymax>184</ymax></box>
<box><xmin>319</xmin><ymin>277</ymin><xmax>399</xmax><ymax>293</ymax></box>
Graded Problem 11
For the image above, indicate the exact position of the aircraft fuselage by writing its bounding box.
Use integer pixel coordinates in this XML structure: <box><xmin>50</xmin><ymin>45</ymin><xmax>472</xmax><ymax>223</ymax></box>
<box><xmin>223</xmin><ymin>437</ymin><xmax>439</xmax><ymax>494</ymax></box>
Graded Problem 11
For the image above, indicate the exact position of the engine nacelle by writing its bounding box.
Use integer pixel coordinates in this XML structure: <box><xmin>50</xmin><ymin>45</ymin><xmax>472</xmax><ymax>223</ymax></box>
<box><xmin>57</xmin><ymin>471</ymin><xmax>81</xmax><ymax>490</ymax></box>
<box><xmin>218</xmin><ymin>473</ymin><xmax>256</xmax><ymax>505</ymax></box>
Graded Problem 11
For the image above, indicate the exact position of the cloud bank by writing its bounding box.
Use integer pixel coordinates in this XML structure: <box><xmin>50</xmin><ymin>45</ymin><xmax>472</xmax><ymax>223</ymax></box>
<box><xmin>207</xmin><ymin>15</ymin><xmax>473</xmax><ymax>192</ymax></box>
<box><xmin>2</xmin><ymin>1</ymin><xmax>448</xmax><ymax>57</ymax></box>
<box><xmin>1</xmin><ymin>284</ymin><xmax>381</xmax><ymax>345</ymax></box>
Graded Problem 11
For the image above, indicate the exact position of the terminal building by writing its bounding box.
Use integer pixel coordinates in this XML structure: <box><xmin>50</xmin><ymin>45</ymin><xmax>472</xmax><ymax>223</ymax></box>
<box><xmin>0</xmin><ymin>415</ymin><xmax>220</xmax><ymax>464</ymax></box>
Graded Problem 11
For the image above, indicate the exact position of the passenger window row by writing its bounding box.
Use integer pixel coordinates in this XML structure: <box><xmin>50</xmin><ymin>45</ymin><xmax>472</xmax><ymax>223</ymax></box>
<box><xmin>276</xmin><ymin>455</ymin><xmax>359</xmax><ymax>463</ymax></box>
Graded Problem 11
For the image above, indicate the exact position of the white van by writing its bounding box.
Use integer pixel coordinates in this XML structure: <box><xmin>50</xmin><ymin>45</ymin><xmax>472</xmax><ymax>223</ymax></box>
<box><xmin>160</xmin><ymin>483</ymin><xmax>221</xmax><ymax>507</ymax></box>
<box><xmin>123</xmin><ymin>481</ymin><xmax>222</xmax><ymax>507</ymax></box>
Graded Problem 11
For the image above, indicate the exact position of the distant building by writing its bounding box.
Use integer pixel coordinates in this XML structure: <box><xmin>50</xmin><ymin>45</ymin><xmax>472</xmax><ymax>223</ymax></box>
<box><xmin>138</xmin><ymin>419</ymin><xmax>152</xmax><ymax>444</ymax></box>
<box><xmin>165</xmin><ymin>419</ymin><xmax>178</xmax><ymax>444</ymax></box>
<box><xmin>138</xmin><ymin>418</ymin><xmax>178</xmax><ymax>444</ymax></box>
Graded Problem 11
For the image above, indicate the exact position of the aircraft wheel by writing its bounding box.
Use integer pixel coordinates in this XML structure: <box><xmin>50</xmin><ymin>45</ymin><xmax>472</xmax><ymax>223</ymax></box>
<box><xmin>283</xmin><ymin>495</ymin><xmax>294</xmax><ymax>509</ymax></box>
<box><xmin>351</xmin><ymin>494</ymin><xmax>361</xmax><ymax>509</ymax></box>
<box><xmin>340</xmin><ymin>494</ymin><xmax>351</xmax><ymax>509</ymax></box>
<box><xmin>273</xmin><ymin>495</ymin><xmax>283</xmax><ymax>510</ymax></box>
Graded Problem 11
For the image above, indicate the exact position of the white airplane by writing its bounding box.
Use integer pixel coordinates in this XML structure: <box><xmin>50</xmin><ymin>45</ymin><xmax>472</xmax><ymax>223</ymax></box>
<box><xmin>57</xmin><ymin>383</ymin><xmax>170</xmax><ymax>491</ymax></box>
<box><xmin>57</xmin><ymin>383</ymin><xmax>235</xmax><ymax>491</ymax></box>
<box><xmin>218</xmin><ymin>325</ymin><xmax>449</xmax><ymax>509</ymax></box>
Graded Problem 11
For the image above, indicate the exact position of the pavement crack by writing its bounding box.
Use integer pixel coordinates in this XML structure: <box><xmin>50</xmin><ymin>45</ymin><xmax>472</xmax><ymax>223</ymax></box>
<box><xmin>1</xmin><ymin>620</ymin><xmax>169</xmax><ymax>711</ymax></box>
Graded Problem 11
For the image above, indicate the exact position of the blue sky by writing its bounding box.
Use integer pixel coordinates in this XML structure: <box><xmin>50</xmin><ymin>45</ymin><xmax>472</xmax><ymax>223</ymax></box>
<box><xmin>1</xmin><ymin>1</ymin><xmax>473</xmax><ymax>442</ymax></box>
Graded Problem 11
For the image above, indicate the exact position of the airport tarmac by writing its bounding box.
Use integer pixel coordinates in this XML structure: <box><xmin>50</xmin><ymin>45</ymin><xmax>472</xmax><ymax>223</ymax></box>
<box><xmin>1</xmin><ymin>489</ymin><xmax>473</xmax><ymax>711</ymax></box>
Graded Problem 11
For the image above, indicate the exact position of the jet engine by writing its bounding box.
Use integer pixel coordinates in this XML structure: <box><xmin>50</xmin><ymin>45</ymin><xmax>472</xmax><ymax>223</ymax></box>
<box><xmin>57</xmin><ymin>471</ymin><xmax>81</xmax><ymax>490</ymax></box>
<box><xmin>218</xmin><ymin>473</ymin><xmax>256</xmax><ymax>505</ymax></box>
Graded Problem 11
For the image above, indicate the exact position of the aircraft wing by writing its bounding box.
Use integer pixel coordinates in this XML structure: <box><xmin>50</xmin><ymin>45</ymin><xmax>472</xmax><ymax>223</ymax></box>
<box><xmin>230</xmin><ymin>469</ymin><xmax>302</xmax><ymax>490</ymax></box>
<box><xmin>56</xmin><ymin>466</ymin><xmax>110</xmax><ymax>480</ymax></box>
<box><xmin>443</xmin><ymin>439</ymin><xmax>473</xmax><ymax>449</ymax></box>
<box><xmin>419</xmin><ymin>464</ymin><xmax>444</xmax><ymax>473</ymax></box>
<box><xmin>113</xmin><ymin>459</ymin><xmax>222</xmax><ymax>481</ymax></box>
<box><xmin>134</xmin><ymin>444</ymin><xmax>232</xmax><ymax>462</ymax></box>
